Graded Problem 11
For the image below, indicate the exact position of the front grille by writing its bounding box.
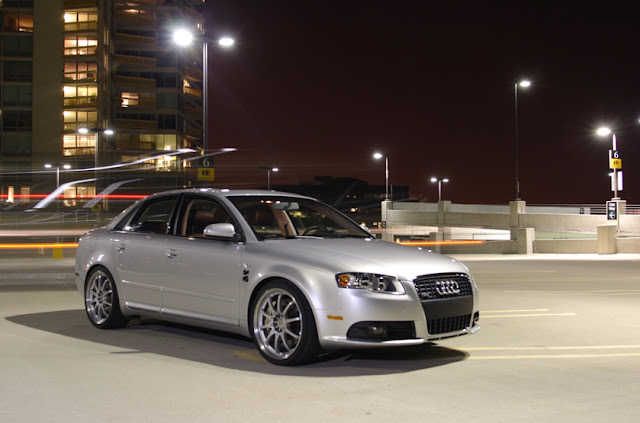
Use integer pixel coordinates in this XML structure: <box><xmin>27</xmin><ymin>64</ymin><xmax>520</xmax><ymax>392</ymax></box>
<box><xmin>413</xmin><ymin>273</ymin><xmax>472</xmax><ymax>301</ymax></box>
<box><xmin>428</xmin><ymin>314</ymin><xmax>471</xmax><ymax>335</ymax></box>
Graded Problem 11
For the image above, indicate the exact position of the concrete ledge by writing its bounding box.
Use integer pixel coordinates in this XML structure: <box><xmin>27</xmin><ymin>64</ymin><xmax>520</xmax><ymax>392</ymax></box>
<box><xmin>535</xmin><ymin>239</ymin><xmax>598</xmax><ymax>254</ymax></box>
<box><xmin>598</xmin><ymin>225</ymin><xmax>617</xmax><ymax>255</ymax></box>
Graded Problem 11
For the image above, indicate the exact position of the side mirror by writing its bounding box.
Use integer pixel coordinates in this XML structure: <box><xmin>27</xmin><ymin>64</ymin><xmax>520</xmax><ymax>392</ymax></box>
<box><xmin>203</xmin><ymin>223</ymin><xmax>240</xmax><ymax>241</ymax></box>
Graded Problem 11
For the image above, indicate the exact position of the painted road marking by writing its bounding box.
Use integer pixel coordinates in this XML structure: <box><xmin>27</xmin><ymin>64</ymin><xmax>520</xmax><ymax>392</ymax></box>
<box><xmin>482</xmin><ymin>313</ymin><xmax>576</xmax><ymax>318</ymax></box>
<box><xmin>504</xmin><ymin>289</ymin><xmax>640</xmax><ymax>296</ymax></box>
<box><xmin>482</xmin><ymin>308</ymin><xmax>575</xmax><ymax>318</ymax></box>
<box><xmin>469</xmin><ymin>353</ymin><xmax>640</xmax><ymax>360</ymax></box>
<box><xmin>467</xmin><ymin>345</ymin><xmax>640</xmax><ymax>360</ymax></box>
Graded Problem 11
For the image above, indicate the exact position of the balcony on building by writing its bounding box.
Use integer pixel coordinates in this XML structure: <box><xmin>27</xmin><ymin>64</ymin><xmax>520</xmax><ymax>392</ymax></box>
<box><xmin>115</xmin><ymin>53</ymin><xmax>157</xmax><ymax>67</ymax></box>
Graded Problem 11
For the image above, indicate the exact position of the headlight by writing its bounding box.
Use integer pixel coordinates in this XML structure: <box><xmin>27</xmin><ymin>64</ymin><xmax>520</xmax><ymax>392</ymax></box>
<box><xmin>335</xmin><ymin>273</ymin><xmax>405</xmax><ymax>294</ymax></box>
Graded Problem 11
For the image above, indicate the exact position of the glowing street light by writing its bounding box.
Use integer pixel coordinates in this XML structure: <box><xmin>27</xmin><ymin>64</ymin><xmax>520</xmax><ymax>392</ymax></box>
<box><xmin>514</xmin><ymin>79</ymin><xmax>531</xmax><ymax>200</ymax></box>
<box><xmin>172</xmin><ymin>28</ymin><xmax>235</xmax><ymax>156</ymax></box>
<box><xmin>259</xmin><ymin>166</ymin><xmax>279</xmax><ymax>190</ymax></box>
<box><xmin>44</xmin><ymin>163</ymin><xmax>71</xmax><ymax>188</ymax></box>
<box><xmin>430</xmin><ymin>177</ymin><xmax>450</xmax><ymax>202</ymax></box>
<box><xmin>373</xmin><ymin>152</ymin><xmax>389</xmax><ymax>200</ymax></box>
<box><xmin>597</xmin><ymin>126</ymin><xmax>622</xmax><ymax>200</ymax></box>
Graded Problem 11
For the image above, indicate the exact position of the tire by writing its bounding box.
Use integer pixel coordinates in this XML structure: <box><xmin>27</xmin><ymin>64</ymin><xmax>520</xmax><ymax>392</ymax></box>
<box><xmin>250</xmin><ymin>280</ymin><xmax>321</xmax><ymax>366</ymax></box>
<box><xmin>85</xmin><ymin>267</ymin><xmax>127</xmax><ymax>329</ymax></box>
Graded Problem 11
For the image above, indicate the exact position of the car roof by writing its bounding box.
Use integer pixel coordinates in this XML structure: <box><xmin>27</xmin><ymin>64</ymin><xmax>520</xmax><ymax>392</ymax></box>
<box><xmin>146</xmin><ymin>188</ymin><xmax>315</xmax><ymax>201</ymax></box>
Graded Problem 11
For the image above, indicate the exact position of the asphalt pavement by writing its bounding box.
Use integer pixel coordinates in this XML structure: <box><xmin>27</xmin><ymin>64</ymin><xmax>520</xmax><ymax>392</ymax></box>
<box><xmin>1</xmin><ymin>253</ymin><xmax>640</xmax><ymax>422</ymax></box>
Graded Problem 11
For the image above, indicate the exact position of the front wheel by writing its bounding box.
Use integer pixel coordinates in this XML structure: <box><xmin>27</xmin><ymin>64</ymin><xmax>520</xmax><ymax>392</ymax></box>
<box><xmin>250</xmin><ymin>280</ymin><xmax>321</xmax><ymax>365</ymax></box>
<box><xmin>85</xmin><ymin>267</ymin><xmax>127</xmax><ymax>329</ymax></box>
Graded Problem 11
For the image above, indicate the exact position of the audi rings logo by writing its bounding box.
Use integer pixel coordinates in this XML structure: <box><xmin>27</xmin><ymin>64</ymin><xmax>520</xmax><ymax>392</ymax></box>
<box><xmin>435</xmin><ymin>280</ymin><xmax>461</xmax><ymax>296</ymax></box>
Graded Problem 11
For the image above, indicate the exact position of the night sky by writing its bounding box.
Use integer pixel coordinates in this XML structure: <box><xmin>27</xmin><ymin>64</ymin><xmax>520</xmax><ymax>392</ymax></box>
<box><xmin>205</xmin><ymin>1</ymin><xmax>640</xmax><ymax>205</ymax></box>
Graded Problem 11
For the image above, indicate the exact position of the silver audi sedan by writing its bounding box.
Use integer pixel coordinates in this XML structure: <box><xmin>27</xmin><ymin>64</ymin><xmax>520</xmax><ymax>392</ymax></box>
<box><xmin>75</xmin><ymin>188</ymin><xmax>479</xmax><ymax>365</ymax></box>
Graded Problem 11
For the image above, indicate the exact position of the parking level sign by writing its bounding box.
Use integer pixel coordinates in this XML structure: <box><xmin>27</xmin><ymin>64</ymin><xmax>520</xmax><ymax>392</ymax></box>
<box><xmin>198</xmin><ymin>168</ymin><xmax>215</xmax><ymax>181</ymax></box>
<box><xmin>607</xmin><ymin>201</ymin><xmax>618</xmax><ymax>220</ymax></box>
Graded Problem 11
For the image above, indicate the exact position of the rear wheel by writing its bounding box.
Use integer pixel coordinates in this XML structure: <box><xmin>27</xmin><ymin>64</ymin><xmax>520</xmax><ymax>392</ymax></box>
<box><xmin>250</xmin><ymin>280</ymin><xmax>321</xmax><ymax>365</ymax></box>
<box><xmin>85</xmin><ymin>267</ymin><xmax>127</xmax><ymax>329</ymax></box>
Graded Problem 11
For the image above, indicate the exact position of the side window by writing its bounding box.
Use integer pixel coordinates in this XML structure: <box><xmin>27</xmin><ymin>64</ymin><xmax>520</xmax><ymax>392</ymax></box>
<box><xmin>180</xmin><ymin>198</ymin><xmax>233</xmax><ymax>238</ymax></box>
<box><xmin>126</xmin><ymin>197</ymin><xmax>178</xmax><ymax>234</ymax></box>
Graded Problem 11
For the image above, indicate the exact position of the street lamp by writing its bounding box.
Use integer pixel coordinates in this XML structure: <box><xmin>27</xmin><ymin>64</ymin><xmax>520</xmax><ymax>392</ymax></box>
<box><xmin>514</xmin><ymin>79</ymin><xmax>531</xmax><ymax>200</ymax></box>
<box><xmin>44</xmin><ymin>163</ymin><xmax>71</xmax><ymax>188</ymax></box>
<box><xmin>259</xmin><ymin>166</ymin><xmax>279</xmax><ymax>190</ymax></box>
<box><xmin>373</xmin><ymin>152</ymin><xmax>389</xmax><ymax>200</ymax></box>
<box><xmin>597</xmin><ymin>127</ymin><xmax>621</xmax><ymax>200</ymax></box>
<box><xmin>430</xmin><ymin>177</ymin><xmax>449</xmax><ymax>202</ymax></box>
<box><xmin>78</xmin><ymin>127</ymin><xmax>114</xmax><ymax>170</ymax></box>
<box><xmin>172</xmin><ymin>28</ymin><xmax>235</xmax><ymax>156</ymax></box>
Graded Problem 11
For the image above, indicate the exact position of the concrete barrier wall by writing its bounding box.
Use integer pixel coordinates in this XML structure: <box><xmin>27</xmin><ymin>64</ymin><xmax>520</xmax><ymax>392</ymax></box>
<box><xmin>519</xmin><ymin>213</ymin><xmax>605</xmax><ymax>234</ymax></box>
<box><xmin>444</xmin><ymin>212</ymin><xmax>510</xmax><ymax>230</ymax></box>
<box><xmin>534</xmin><ymin>239</ymin><xmax>598</xmax><ymax>254</ymax></box>
<box><xmin>383</xmin><ymin>200</ymin><xmax>640</xmax><ymax>254</ymax></box>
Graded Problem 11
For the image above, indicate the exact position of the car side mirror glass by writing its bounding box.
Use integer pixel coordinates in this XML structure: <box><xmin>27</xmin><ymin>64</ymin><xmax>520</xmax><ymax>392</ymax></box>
<box><xmin>203</xmin><ymin>223</ymin><xmax>239</xmax><ymax>241</ymax></box>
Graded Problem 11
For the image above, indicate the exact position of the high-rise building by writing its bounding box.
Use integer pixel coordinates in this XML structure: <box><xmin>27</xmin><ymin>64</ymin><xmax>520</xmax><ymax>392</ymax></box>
<box><xmin>0</xmin><ymin>0</ymin><xmax>205</xmax><ymax>207</ymax></box>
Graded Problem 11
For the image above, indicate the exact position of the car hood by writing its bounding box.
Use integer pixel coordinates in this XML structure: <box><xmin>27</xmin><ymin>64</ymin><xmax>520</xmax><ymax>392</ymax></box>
<box><xmin>248</xmin><ymin>238</ymin><xmax>469</xmax><ymax>281</ymax></box>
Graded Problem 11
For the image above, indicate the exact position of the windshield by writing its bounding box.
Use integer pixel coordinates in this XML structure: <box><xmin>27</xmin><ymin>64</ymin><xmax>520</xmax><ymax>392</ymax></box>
<box><xmin>228</xmin><ymin>195</ymin><xmax>371</xmax><ymax>241</ymax></box>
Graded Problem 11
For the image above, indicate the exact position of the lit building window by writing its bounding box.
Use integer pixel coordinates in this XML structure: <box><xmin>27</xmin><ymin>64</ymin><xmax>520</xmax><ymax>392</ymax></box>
<box><xmin>64</xmin><ymin>62</ymin><xmax>97</xmax><ymax>82</ymax></box>
<box><xmin>64</xmin><ymin>36</ymin><xmax>98</xmax><ymax>56</ymax></box>
<box><xmin>63</xmin><ymin>134</ymin><xmax>95</xmax><ymax>157</ymax></box>
<box><xmin>64</xmin><ymin>12</ymin><xmax>98</xmax><ymax>32</ymax></box>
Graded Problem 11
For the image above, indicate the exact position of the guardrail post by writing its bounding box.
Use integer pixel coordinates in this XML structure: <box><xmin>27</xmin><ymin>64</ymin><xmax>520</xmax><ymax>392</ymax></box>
<box><xmin>518</xmin><ymin>228</ymin><xmax>535</xmax><ymax>254</ymax></box>
<box><xmin>437</xmin><ymin>201</ymin><xmax>451</xmax><ymax>227</ymax></box>
<box><xmin>510</xmin><ymin>200</ymin><xmax>526</xmax><ymax>240</ymax></box>
<box><xmin>429</xmin><ymin>231</ymin><xmax>444</xmax><ymax>254</ymax></box>
<box><xmin>597</xmin><ymin>224</ymin><xmax>617</xmax><ymax>254</ymax></box>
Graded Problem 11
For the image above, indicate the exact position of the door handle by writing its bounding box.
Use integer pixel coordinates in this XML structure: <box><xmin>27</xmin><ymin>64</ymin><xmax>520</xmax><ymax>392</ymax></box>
<box><xmin>166</xmin><ymin>249</ymin><xmax>178</xmax><ymax>259</ymax></box>
<box><xmin>117</xmin><ymin>243</ymin><xmax>126</xmax><ymax>253</ymax></box>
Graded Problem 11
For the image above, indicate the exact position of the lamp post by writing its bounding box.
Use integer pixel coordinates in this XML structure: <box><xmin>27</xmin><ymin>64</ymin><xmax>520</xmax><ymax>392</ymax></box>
<box><xmin>259</xmin><ymin>166</ymin><xmax>279</xmax><ymax>190</ymax></box>
<box><xmin>78</xmin><ymin>127</ymin><xmax>114</xmax><ymax>171</ymax></box>
<box><xmin>44</xmin><ymin>163</ymin><xmax>71</xmax><ymax>188</ymax></box>
<box><xmin>514</xmin><ymin>79</ymin><xmax>531</xmax><ymax>200</ymax></box>
<box><xmin>373</xmin><ymin>152</ymin><xmax>389</xmax><ymax>200</ymax></box>
<box><xmin>597</xmin><ymin>127</ymin><xmax>621</xmax><ymax>200</ymax></box>
<box><xmin>430</xmin><ymin>177</ymin><xmax>449</xmax><ymax>202</ymax></box>
<box><xmin>173</xmin><ymin>29</ymin><xmax>234</xmax><ymax>156</ymax></box>
<box><xmin>44</xmin><ymin>163</ymin><xmax>71</xmax><ymax>226</ymax></box>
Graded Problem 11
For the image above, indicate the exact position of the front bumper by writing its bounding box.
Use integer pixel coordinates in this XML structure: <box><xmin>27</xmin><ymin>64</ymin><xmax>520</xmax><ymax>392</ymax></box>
<box><xmin>315</xmin><ymin>278</ymin><xmax>479</xmax><ymax>349</ymax></box>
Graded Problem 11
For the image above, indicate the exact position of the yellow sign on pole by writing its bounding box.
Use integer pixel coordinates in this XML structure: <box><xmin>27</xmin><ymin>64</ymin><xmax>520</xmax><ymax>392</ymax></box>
<box><xmin>198</xmin><ymin>168</ymin><xmax>215</xmax><ymax>181</ymax></box>
<box><xmin>610</xmin><ymin>158</ymin><xmax>622</xmax><ymax>169</ymax></box>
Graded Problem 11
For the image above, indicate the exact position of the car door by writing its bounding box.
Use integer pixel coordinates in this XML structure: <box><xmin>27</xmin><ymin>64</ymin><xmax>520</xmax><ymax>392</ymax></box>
<box><xmin>161</xmin><ymin>195</ymin><xmax>244</xmax><ymax>326</ymax></box>
<box><xmin>113</xmin><ymin>195</ymin><xmax>179</xmax><ymax>313</ymax></box>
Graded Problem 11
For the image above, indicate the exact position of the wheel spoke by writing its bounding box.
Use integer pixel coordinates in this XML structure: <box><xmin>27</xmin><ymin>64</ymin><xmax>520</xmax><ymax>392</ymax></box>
<box><xmin>254</xmin><ymin>287</ymin><xmax>306</xmax><ymax>361</ymax></box>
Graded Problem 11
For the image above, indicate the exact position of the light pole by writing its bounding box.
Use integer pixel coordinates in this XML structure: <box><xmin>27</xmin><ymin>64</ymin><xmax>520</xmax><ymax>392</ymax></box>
<box><xmin>597</xmin><ymin>127</ymin><xmax>621</xmax><ymax>200</ymax></box>
<box><xmin>173</xmin><ymin>29</ymin><xmax>234</xmax><ymax>156</ymax></box>
<box><xmin>514</xmin><ymin>79</ymin><xmax>531</xmax><ymax>200</ymax></box>
<box><xmin>430</xmin><ymin>177</ymin><xmax>449</xmax><ymax>201</ymax></box>
<box><xmin>44</xmin><ymin>163</ymin><xmax>71</xmax><ymax>188</ymax></box>
<box><xmin>44</xmin><ymin>163</ymin><xmax>71</xmax><ymax>226</ymax></box>
<box><xmin>78</xmin><ymin>126</ymin><xmax>114</xmax><ymax>171</ymax></box>
<box><xmin>373</xmin><ymin>152</ymin><xmax>389</xmax><ymax>200</ymax></box>
<box><xmin>259</xmin><ymin>166</ymin><xmax>279</xmax><ymax>190</ymax></box>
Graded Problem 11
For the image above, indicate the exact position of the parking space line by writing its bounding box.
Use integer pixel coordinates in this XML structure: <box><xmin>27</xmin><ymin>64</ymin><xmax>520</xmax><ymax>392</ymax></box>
<box><xmin>504</xmin><ymin>289</ymin><xmax>640</xmax><ymax>296</ymax></box>
<box><xmin>483</xmin><ymin>309</ymin><xmax>549</xmax><ymax>313</ymax></box>
<box><xmin>465</xmin><ymin>345</ymin><xmax>640</xmax><ymax>351</ymax></box>
<box><xmin>481</xmin><ymin>313</ymin><xmax>576</xmax><ymax>318</ymax></box>
<box><xmin>469</xmin><ymin>352</ymin><xmax>640</xmax><ymax>360</ymax></box>
<box><xmin>466</xmin><ymin>345</ymin><xmax>640</xmax><ymax>360</ymax></box>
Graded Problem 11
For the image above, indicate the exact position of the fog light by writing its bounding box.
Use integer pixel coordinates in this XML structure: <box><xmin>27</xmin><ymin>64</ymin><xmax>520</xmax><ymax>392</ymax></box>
<box><xmin>370</xmin><ymin>325</ymin><xmax>387</xmax><ymax>336</ymax></box>
<box><xmin>347</xmin><ymin>321</ymin><xmax>416</xmax><ymax>341</ymax></box>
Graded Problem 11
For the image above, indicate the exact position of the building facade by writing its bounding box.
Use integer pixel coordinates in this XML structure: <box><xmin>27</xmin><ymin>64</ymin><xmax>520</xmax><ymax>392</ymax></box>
<box><xmin>0</xmin><ymin>0</ymin><xmax>205</xmax><ymax>208</ymax></box>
